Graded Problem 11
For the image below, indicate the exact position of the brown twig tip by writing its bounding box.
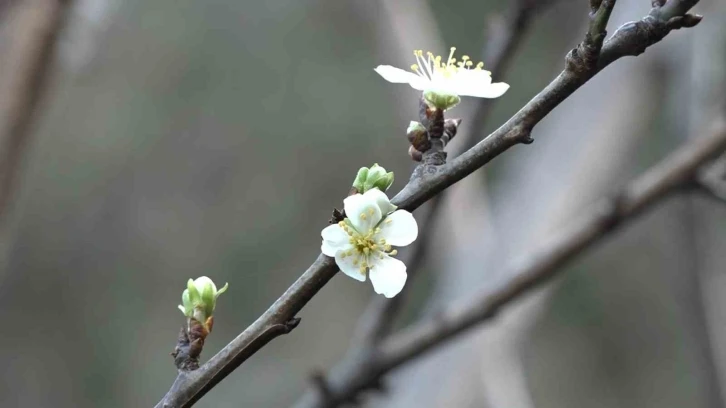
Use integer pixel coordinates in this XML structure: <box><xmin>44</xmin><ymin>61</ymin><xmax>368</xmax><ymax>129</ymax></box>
<box><xmin>667</xmin><ymin>13</ymin><xmax>703</xmax><ymax>29</ymax></box>
<box><xmin>171</xmin><ymin>319</ymin><xmax>210</xmax><ymax>372</ymax></box>
<box><xmin>330</xmin><ymin>208</ymin><xmax>345</xmax><ymax>224</ymax></box>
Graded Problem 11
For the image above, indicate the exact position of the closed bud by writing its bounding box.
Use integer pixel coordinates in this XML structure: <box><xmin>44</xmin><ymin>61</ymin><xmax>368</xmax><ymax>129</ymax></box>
<box><xmin>408</xmin><ymin>145</ymin><xmax>423</xmax><ymax>162</ymax></box>
<box><xmin>352</xmin><ymin>164</ymin><xmax>395</xmax><ymax>193</ymax></box>
<box><xmin>351</xmin><ymin>167</ymin><xmax>369</xmax><ymax>192</ymax></box>
<box><xmin>442</xmin><ymin>118</ymin><xmax>462</xmax><ymax>146</ymax></box>
<box><xmin>178</xmin><ymin>276</ymin><xmax>228</xmax><ymax>332</ymax></box>
<box><xmin>407</xmin><ymin>121</ymin><xmax>431</xmax><ymax>153</ymax></box>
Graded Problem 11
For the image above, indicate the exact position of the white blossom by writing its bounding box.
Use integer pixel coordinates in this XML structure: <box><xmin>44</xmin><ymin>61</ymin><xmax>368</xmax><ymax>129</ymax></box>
<box><xmin>321</xmin><ymin>189</ymin><xmax>418</xmax><ymax>298</ymax></box>
<box><xmin>374</xmin><ymin>47</ymin><xmax>509</xmax><ymax>109</ymax></box>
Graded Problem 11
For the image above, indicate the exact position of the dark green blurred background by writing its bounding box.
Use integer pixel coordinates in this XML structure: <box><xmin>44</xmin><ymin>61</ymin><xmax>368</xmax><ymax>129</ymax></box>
<box><xmin>1</xmin><ymin>0</ymin><xmax>725</xmax><ymax>407</ymax></box>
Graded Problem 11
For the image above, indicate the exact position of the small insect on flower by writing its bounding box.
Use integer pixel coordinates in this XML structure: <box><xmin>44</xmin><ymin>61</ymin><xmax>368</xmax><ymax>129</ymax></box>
<box><xmin>321</xmin><ymin>189</ymin><xmax>418</xmax><ymax>298</ymax></box>
<box><xmin>374</xmin><ymin>47</ymin><xmax>509</xmax><ymax>110</ymax></box>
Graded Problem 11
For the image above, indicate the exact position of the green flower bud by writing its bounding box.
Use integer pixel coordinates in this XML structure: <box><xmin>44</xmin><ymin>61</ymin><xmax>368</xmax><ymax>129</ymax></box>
<box><xmin>423</xmin><ymin>90</ymin><xmax>461</xmax><ymax>111</ymax></box>
<box><xmin>178</xmin><ymin>276</ymin><xmax>229</xmax><ymax>327</ymax></box>
<box><xmin>352</xmin><ymin>164</ymin><xmax>395</xmax><ymax>193</ymax></box>
<box><xmin>352</xmin><ymin>167</ymin><xmax>369</xmax><ymax>192</ymax></box>
<box><xmin>407</xmin><ymin>121</ymin><xmax>426</xmax><ymax>135</ymax></box>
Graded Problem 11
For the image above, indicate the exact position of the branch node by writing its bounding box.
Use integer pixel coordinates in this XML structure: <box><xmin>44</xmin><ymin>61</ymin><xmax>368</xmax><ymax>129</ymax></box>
<box><xmin>283</xmin><ymin>317</ymin><xmax>302</xmax><ymax>333</ymax></box>
<box><xmin>568</xmin><ymin>0</ymin><xmax>616</xmax><ymax>74</ymax></box>
<box><xmin>506</xmin><ymin>124</ymin><xmax>533</xmax><ymax>145</ymax></box>
<box><xmin>171</xmin><ymin>320</ymin><xmax>209</xmax><ymax>372</ymax></box>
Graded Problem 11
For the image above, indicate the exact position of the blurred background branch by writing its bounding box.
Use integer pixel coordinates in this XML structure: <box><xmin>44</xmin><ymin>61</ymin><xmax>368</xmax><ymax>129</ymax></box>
<box><xmin>0</xmin><ymin>0</ymin><xmax>72</xmax><ymax>225</ymax></box>
<box><xmin>297</xmin><ymin>117</ymin><xmax>726</xmax><ymax>407</ymax></box>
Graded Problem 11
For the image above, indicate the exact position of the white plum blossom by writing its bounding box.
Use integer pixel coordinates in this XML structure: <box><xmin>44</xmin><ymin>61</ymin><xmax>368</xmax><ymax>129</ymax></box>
<box><xmin>374</xmin><ymin>47</ymin><xmax>509</xmax><ymax>110</ymax></box>
<box><xmin>321</xmin><ymin>189</ymin><xmax>418</xmax><ymax>298</ymax></box>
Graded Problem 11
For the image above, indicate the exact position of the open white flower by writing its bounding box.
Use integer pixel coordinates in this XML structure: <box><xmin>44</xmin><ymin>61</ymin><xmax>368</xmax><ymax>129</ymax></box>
<box><xmin>374</xmin><ymin>47</ymin><xmax>509</xmax><ymax>110</ymax></box>
<box><xmin>321</xmin><ymin>189</ymin><xmax>418</xmax><ymax>298</ymax></box>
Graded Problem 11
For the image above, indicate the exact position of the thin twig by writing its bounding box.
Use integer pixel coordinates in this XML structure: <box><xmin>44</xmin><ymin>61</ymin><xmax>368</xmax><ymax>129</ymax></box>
<box><xmin>155</xmin><ymin>1</ymin><xmax>701</xmax><ymax>406</ymax></box>
<box><xmin>298</xmin><ymin>118</ymin><xmax>726</xmax><ymax>406</ymax></box>
<box><xmin>0</xmin><ymin>0</ymin><xmax>73</xmax><ymax>225</ymax></box>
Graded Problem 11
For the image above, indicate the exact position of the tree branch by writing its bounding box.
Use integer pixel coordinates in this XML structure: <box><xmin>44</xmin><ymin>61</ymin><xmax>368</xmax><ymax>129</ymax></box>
<box><xmin>0</xmin><ymin>0</ymin><xmax>73</xmax><ymax>226</ymax></box>
<box><xmin>155</xmin><ymin>1</ymin><xmax>701</xmax><ymax>406</ymax></box>
<box><xmin>296</xmin><ymin>118</ymin><xmax>726</xmax><ymax>407</ymax></box>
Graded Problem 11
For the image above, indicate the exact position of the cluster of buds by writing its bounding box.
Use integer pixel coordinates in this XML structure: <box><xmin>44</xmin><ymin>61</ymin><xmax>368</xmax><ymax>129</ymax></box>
<box><xmin>352</xmin><ymin>163</ymin><xmax>395</xmax><ymax>194</ymax></box>
<box><xmin>406</xmin><ymin>98</ymin><xmax>462</xmax><ymax>162</ymax></box>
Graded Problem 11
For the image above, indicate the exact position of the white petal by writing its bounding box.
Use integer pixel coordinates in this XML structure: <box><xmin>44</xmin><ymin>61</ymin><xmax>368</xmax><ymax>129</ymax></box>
<box><xmin>453</xmin><ymin>70</ymin><xmax>508</xmax><ymax>98</ymax></box>
<box><xmin>343</xmin><ymin>193</ymin><xmax>382</xmax><ymax>234</ymax></box>
<box><xmin>321</xmin><ymin>224</ymin><xmax>351</xmax><ymax>256</ymax></box>
<box><xmin>369</xmin><ymin>254</ymin><xmax>407</xmax><ymax>298</ymax></box>
<box><xmin>193</xmin><ymin>276</ymin><xmax>216</xmax><ymax>294</ymax></box>
<box><xmin>426</xmin><ymin>74</ymin><xmax>455</xmax><ymax>95</ymax></box>
<box><xmin>463</xmin><ymin>81</ymin><xmax>509</xmax><ymax>98</ymax></box>
<box><xmin>335</xmin><ymin>250</ymin><xmax>367</xmax><ymax>282</ymax></box>
<box><xmin>363</xmin><ymin>188</ymin><xmax>396</xmax><ymax>215</ymax></box>
<box><xmin>454</xmin><ymin>69</ymin><xmax>492</xmax><ymax>86</ymax></box>
<box><xmin>374</xmin><ymin>65</ymin><xmax>420</xmax><ymax>84</ymax></box>
<box><xmin>407</xmin><ymin>76</ymin><xmax>430</xmax><ymax>91</ymax></box>
<box><xmin>378</xmin><ymin>210</ymin><xmax>418</xmax><ymax>247</ymax></box>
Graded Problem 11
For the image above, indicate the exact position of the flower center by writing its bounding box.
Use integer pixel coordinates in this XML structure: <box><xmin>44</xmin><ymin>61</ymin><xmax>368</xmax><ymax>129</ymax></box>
<box><xmin>409</xmin><ymin>47</ymin><xmax>485</xmax><ymax>81</ymax></box>
<box><xmin>337</xmin><ymin>219</ymin><xmax>398</xmax><ymax>276</ymax></box>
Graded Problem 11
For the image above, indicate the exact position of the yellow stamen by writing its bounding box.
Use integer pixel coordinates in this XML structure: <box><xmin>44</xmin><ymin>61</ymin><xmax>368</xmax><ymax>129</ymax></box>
<box><xmin>446</xmin><ymin>47</ymin><xmax>456</xmax><ymax>67</ymax></box>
